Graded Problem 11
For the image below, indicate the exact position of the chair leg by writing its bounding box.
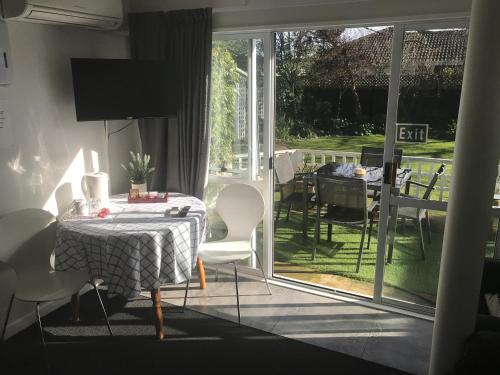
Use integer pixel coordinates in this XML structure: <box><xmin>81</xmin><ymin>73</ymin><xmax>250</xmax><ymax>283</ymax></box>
<box><xmin>254</xmin><ymin>251</ymin><xmax>272</xmax><ymax>295</ymax></box>
<box><xmin>312</xmin><ymin>218</ymin><xmax>320</xmax><ymax>261</ymax></box>
<box><xmin>215</xmin><ymin>266</ymin><xmax>219</xmax><ymax>282</ymax></box>
<box><xmin>274</xmin><ymin>203</ymin><xmax>282</xmax><ymax>233</ymax></box>
<box><xmin>418</xmin><ymin>219</ymin><xmax>426</xmax><ymax>260</ymax></box>
<box><xmin>36</xmin><ymin>302</ymin><xmax>50</xmax><ymax>374</ymax></box>
<box><xmin>1</xmin><ymin>294</ymin><xmax>14</xmax><ymax>342</ymax></box>
<box><xmin>233</xmin><ymin>263</ymin><xmax>241</xmax><ymax>326</ymax></box>
<box><xmin>182</xmin><ymin>278</ymin><xmax>190</xmax><ymax>312</ymax></box>
<box><xmin>285</xmin><ymin>202</ymin><xmax>292</xmax><ymax>222</ymax></box>
<box><xmin>426</xmin><ymin>211</ymin><xmax>432</xmax><ymax>244</ymax></box>
<box><xmin>356</xmin><ymin>223</ymin><xmax>367</xmax><ymax>273</ymax></box>
<box><xmin>327</xmin><ymin>224</ymin><xmax>332</xmax><ymax>242</ymax></box>
<box><xmin>91</xmin><ymin>282</ymin><xmax>113</xmax><ymax>336</ymax></box>
<box><xmin>367</xmin><ymin>214</ymin><xmax>374</xmax><ymax>249</ymax></box>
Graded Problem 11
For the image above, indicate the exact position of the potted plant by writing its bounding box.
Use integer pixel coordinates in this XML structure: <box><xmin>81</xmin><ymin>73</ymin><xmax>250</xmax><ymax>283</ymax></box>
<box><xmin>121</xmin><ymin>151</ymin><xmax>155</xmax><ymax>193</ymax></box>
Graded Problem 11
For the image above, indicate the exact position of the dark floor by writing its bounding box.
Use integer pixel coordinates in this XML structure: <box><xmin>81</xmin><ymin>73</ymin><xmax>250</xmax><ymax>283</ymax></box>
<box><xmin>0</xmin><ymin>292</ymin><xmax>407</xmax><ymax>375</ymax></box>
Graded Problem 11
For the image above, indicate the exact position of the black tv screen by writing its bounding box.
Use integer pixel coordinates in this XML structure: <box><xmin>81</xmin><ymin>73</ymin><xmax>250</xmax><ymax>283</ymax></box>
<box><xmin>71</xmin><ymin>58</ymin><xmax>179</xmax><ymax>121</ymax></box>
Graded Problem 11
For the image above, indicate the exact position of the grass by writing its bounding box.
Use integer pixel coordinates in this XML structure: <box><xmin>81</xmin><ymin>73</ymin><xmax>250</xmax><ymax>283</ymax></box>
<box><xmin>273</xmin><ymin>209</ymin><xmax>497</xmax><ymax>304</ymax></box>
<box><xmin>208</xmin><ymin>204</ymin><xmax>498</xmax><ymax>305</ymax></box>
<box><xmin>283</xmin><ymin>134</ymin><xmax>455</xmax><ymax>160</ymax></box>
<box><xmin>274</xmin><ymin>210</ymin><xmax>441</xmax><ymax>301</ymax></box>
<box><xmin>207</xmin><ymin>134</ymin><xmax>496</xmax><ymax>306</ymax></box>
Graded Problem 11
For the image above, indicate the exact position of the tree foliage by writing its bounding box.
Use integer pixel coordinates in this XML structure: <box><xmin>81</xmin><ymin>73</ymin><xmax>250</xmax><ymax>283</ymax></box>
<box><xmin>274</xmin><ymin>28</ymin><xmax>466</xmax><ymax>140</ymax></box>
<box><xmin>210</xmin><ymin>43</ymin><xmax>240</xmax><ymax>168</ymax></box>
<box><xmin>275</xmin><ymin>31</ymin><xmax>317</xmax><ymax>120</ymax></box>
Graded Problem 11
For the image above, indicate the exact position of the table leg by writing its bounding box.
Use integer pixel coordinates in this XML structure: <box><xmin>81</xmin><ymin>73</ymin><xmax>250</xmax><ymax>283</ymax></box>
<box><xmin>150</xmin><ymin>289</ymin><xmax>164</xmax><ymax>340</ymax></box>
<box><xmin>387</xmin><ymin>203</ymin><xmax>399</xmax><ymax>264</ymax></box>
<box><xmin>494</xmin><ymin>218</ymin><xmax>500</xmax><ymax>260</ymax></box>
<box><xmin>197</xmin><ymin>257</ymin><xmax>206</xmax><ymax>289</ymax></box>
<box><xmin>303</xmin><ymin>182</ymin><xmax>308</xmax><ymax>241</ymax></box>
<box><xmin>70</xmin><ymin>293</ymin><xmax>80</xmax><ymax>322</ymax></box>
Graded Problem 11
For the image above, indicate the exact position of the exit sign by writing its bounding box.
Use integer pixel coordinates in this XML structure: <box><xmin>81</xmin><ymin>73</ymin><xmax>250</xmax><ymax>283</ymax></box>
<box><xmin>396</xmin><ymin>123</ymin><xmax>429</xmax><ymax>144</ymax></box>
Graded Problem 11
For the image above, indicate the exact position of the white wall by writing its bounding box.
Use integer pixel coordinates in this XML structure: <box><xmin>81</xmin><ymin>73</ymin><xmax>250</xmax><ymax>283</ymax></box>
<box><xmin>0</xmin><ymin>20</ymin><xmax>140</xmax><ymax>338</ymax></box>
<box><xmin>0</xmin><ymin>21</ymin><xmax>139</xmax><ymax>216</ymax></box>
<box><xmin>125</xmin><ymin>0</ymin><xmax>471</xmax><ymax>31</ymax></box>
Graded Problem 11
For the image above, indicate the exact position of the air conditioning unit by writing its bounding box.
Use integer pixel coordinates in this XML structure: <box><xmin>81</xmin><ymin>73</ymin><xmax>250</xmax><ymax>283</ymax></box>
<box><xmin>0</xmin><ymin>0</ymin><xmax>123</xmax><ymax>30</ymax></box>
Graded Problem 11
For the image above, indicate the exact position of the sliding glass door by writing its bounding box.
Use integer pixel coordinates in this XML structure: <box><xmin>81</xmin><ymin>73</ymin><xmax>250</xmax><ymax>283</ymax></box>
<box><xmin>272</xmin><ymin>26</ymin><xmax>394</xmax><ymax>298</ymax></box>
<box><xmin>210</xmin><ymin>20</ymin><xmax>497</xmax><ymax>315</ymax></box>
<box><xmin>375</xmin><ymin>24</ymin><xmax>473</xmax><ymax>311</ymax></box>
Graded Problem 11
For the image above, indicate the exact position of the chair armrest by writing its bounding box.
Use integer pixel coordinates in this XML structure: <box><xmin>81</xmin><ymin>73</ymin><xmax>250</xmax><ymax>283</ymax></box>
<box><xmin>406</xmin><ymin>180</ymin><xmax>434</xmax><ymax>189</ymax></box>
<box><xmin>368</xmin><ymin>201</ymin><xmax>380</xmax><ymax>213</ymax></box>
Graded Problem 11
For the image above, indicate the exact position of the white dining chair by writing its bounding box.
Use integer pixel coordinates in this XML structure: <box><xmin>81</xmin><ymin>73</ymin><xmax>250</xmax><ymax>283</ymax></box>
<box><xmin>183</xmin><ymin>184</ymin><xmax>272</xmax><ymax>325</ymax></box>
<box><xmin>0</xmin><ymin>260</ymin><xmax>16</xmax><ymax>342</ymax></box>
<box><xmin>0</xmin><ymin>209</ymin><xmax>113</xmax><ymax>350</ymax></box>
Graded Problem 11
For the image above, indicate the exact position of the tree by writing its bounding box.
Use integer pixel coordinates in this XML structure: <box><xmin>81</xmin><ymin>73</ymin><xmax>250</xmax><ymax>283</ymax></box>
<box><xmin>310</xmin><ymin>29</ymin><xmax>374</xmax><ymax>120</ymax></box>
<box><xmin>210</xmin><ymin>43</ymin><xmax>240</xmax><ymax>169</ymax></box>
<box><xmin>275</xmin><ymin>31</ymin><xmax>317</xmax><ymax>121</ymax></box>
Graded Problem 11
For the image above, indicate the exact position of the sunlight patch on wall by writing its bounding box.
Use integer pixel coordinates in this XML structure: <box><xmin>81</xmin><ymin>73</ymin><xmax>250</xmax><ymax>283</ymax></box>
<box><xmin>43</xmin><ymin>148</ymin><xmax>86</xmax><ymax>215</ymax></box>
<box><xmin>7</xmin><ymin>152</ymin><xmax>27</xmax><ymax>175</ymax></box>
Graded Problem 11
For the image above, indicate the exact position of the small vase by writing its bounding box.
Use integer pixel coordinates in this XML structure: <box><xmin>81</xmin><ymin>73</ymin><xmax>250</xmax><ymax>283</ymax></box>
<box><xmin>131</xmin><ymin>183</ymin><xmax>147</xmax><ymax>194</ymax></box>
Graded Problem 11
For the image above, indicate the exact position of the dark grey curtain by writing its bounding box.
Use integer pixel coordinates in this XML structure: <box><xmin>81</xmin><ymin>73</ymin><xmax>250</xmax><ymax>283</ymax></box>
<box><xmin>129</xmin><ymin>9</ymin><xmax>212</xmax><ymax>199</ymax></box>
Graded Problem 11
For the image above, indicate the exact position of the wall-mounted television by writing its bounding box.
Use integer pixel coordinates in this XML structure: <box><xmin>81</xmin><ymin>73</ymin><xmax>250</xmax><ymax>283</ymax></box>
<box><xmin>71</xmin><ymin>58</ymin><xmax>179</xmax><ymax>122</ymax></box>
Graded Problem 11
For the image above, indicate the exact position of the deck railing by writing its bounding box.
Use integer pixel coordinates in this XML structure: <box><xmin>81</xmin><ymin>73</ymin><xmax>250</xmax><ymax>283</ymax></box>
<box><xmin>209</xmin><ymin>149</ymin><xmax>500</xmax><ymax>202</ymax></box>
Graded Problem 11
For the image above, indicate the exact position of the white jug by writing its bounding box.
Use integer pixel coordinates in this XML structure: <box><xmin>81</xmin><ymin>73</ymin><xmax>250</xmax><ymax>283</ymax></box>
<box><xmin>81</xmin><ymin>172</ymin><xmax>109</xmax><ymax>208</ymax></box>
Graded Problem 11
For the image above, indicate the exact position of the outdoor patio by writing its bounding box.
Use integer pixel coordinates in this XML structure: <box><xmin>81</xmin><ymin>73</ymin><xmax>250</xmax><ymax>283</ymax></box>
<box><xmin>207</xmin><ymin>146</ymin><xmax>500</xmax><ymax>308</ymax></box>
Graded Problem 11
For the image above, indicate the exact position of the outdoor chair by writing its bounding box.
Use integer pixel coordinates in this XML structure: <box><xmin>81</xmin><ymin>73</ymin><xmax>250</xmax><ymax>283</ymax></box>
<box><xmin>367</xmin><ymin>163</ymin><xmax>446</xmax><ymax>260</ymax></box>
<box><xmin>274</xmin><ymin>152</ymin><xmax>315</xmax><ymax>232</ymax></box>
<box><xmin>360</xmin><ymin>146</ymin><xmax>403</xmax><ymax>168</ymax></box>
<box><xmin>360</xmin><ymin>146</ymin><xmax>403</xmax><ymax>200</ymax></box>
<box><xmin>312</xmin><ymin>174</ymin><xmax>375</xmax><ymax>273</ymax></box>
<box><xmin>184</xmin><ymin>184</ymin><xmax>272</xmax><ymax>325</ymax></box>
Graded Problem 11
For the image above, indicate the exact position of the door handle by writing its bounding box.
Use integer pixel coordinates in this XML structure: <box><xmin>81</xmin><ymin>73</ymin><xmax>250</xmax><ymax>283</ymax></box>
<box><xmin>383</xmin><ymin>161</ymin><xmax>396</xmax><ymax>187</ymax></box>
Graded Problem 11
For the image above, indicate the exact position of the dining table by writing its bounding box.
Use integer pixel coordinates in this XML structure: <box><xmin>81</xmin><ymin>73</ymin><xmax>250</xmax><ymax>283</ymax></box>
<box><xmin>300</xmin><ymin>163</ymin><xmax>412</xmax><ymax>263</ymax></box>
<box><xmin>54</xmin><ymin>192</ymin><xmax>208</xmax><ymax>340</ymax></box>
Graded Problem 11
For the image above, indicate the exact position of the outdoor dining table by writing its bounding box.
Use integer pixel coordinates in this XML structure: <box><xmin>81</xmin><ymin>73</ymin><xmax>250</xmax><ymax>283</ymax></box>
<box><xmin>300</xmin><ymin>163</ymin><xmax>412</xmax><ymax>263</ymax></box>
<box><xmin>54</xmin><ymin>192</ymin><xmax>208</xmax><ymax>340</ymax></box>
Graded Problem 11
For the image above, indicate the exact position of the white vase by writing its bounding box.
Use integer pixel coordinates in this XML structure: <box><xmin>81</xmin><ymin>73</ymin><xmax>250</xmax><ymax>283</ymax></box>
<box><xmin>131</xmin><ymin>183</ymin><xmax>147</xmax><ymax>193</ymax></box>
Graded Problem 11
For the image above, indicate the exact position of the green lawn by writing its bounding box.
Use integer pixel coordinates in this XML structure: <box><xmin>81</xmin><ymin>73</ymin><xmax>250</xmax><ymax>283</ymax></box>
<box><xmin>206</xmin><ymin>135</ymin><xmax>497</xmax><ymax>306</ymax></box>
<box><xmin>273</xmin><ymin>209</ymin><xmax>497</xmax><ymax>305</ymax></box>
<box><xmin>284</xmin><ymin>135</ymin><xmax>455</xmax><ymax>160</ymax></box>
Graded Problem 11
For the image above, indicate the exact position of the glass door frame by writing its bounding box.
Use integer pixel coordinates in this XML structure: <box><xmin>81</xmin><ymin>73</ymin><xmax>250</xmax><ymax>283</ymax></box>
<box><xmin>214</xmin><ymin>18</ymin><xmax>468</xmax><ymax>315</ymax></box>
<box><xmin>211</xmin><ymin>32</ymin><xmax>275</xmax><ymax>276</ymax></box>
<box><xmin>373</xmin><ymin>19</ymin><xmax>467</xmax><ymax>314</ymax></box>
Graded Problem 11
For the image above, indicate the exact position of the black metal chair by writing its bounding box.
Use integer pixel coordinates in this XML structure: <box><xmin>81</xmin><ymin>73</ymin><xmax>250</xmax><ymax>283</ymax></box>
<box><xmin>360</xmin><ymin>146</ymin><xmax>403</xmax><ymax>168</ymax></box>
<box><xmin>367</xmin><ymin>163</ymin><xmax>446</xmax><ymax>260</ymax></box>
<box><xmin>274</xmin><ymin>153</ymin><xmax>314</xmax><ymax>232</ymax></box>
<box><xmin>312</xmin><ymin>174</ymin><xmax>371</xmax><ymax>272</ymax></box>
<box><xmin>360</xmin><ymin>147</ymin><xmax>403</xmax><ymax>200</ymax></box>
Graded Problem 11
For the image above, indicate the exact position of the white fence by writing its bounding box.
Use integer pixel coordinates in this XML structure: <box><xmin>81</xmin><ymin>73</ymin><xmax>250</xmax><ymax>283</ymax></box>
<box><xmin>210</xmin><ymin>149</ymin><xmax>500</xmax><ymax>202</ymax></box>
<box><xmin>294</xmin><ymin>149</ymin><xmax>452</xmax><ymax>201</ymax></box>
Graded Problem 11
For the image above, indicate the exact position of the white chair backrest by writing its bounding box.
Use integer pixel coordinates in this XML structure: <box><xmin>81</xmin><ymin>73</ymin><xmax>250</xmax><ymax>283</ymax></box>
<box><xmin>0</xmin><ymin>209</ymin><xmax>56</xmax><ymax>273</ymax></box>
<box><xmin>274</xmin><ymin>153</ymin><xmax>295</xmax><ymax>184</ymax></box>
<box><xmin>216</xmin><ymin>184</ymin><xmax>264</xmax><ymax>241</ymax></box>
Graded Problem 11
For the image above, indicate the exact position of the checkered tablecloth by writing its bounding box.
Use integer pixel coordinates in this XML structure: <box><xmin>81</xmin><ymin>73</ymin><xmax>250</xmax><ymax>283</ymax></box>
<box><xmin>54</xmin><ymin>193</ymin><xmax>207</xmax><ymax>298</ymax></box>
